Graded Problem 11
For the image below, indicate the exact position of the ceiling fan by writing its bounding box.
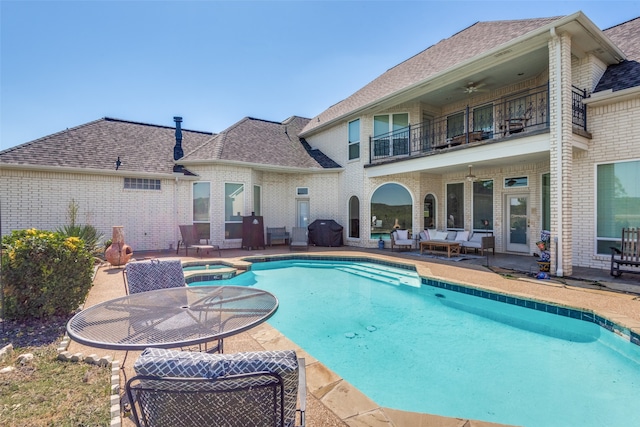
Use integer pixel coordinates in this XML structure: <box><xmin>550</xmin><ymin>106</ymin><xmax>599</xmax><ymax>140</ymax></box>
<box><xmin>462</xmin><ymin>81</ymin><xmax>488</xmax><ymax>94</ymax></box>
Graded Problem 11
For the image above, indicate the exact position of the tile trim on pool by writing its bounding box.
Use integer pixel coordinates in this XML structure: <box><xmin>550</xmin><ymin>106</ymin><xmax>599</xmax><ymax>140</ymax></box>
<box><xmin>423</xmin><ymin>277</ymin><xmax>639</xmax><ymax>346</ymax></box>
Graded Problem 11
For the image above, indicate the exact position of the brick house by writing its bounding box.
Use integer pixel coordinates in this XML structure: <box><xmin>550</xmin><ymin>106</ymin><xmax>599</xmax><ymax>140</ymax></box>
<box><xmin>1</xmin><ymin>11</ymin><xmax>638</xmax><ymax>276</ymax></box>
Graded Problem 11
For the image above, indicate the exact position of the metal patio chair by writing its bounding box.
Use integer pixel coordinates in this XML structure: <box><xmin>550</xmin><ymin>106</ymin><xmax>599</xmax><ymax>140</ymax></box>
<box><xmin>177</xmin><ymin>224</ymin><xmax>221</xmax><ymax>257</ymax></box>
<box><xmin>126</xmin><ymin>348</ymin><xmax>306</xmax><ymax>427</ymax></box>
<box><xmin>122</xmin><ymin>259</ymin><xmax>222</xmax><ymax>354</ymax></box>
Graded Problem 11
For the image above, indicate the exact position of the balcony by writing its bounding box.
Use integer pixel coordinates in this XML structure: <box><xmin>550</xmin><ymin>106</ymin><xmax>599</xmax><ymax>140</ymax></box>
<box><xmin>368</xmin><ymin>85</ymin><xmax>585</xmax><ymax>165</ymax></box>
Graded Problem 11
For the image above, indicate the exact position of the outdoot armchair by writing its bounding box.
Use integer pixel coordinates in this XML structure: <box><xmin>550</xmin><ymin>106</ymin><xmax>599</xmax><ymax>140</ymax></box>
<box><xmin>126</xmin><ymin>348</ymin><xmax>306</xmax><ymax>427</ymax></box>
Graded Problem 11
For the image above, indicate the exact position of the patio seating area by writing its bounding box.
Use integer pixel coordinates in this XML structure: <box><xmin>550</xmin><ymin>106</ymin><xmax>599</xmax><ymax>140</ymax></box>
<box><xmin>65</xmin><ymin>244</ymin><xmax>640</xmax><ymax>427</ymax></box>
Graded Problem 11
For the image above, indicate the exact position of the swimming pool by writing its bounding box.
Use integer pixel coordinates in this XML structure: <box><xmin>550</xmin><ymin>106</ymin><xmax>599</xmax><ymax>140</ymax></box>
<box><xmin>190</xmin><ymin>257</ymin><xmax>640</xmax><ymax>427</ymax></box>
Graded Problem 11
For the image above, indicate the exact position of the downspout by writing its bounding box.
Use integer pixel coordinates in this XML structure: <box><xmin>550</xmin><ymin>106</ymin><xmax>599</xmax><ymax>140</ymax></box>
<box><xmin>551</xmin><ymin>27</ymin><xmax>564</xmax><ymax>277</ymax></box>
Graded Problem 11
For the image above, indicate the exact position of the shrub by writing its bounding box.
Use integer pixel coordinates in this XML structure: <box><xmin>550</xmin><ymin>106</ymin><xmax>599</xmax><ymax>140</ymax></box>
<box><xmin>57</xmin><ymin>224</ymin><xmax>104</xmax><ymax>257</ymax></box>
<box><xmin>1</xmin><ymin>228</ymin><xmax>94</xmax><ymax>320</ymax></box>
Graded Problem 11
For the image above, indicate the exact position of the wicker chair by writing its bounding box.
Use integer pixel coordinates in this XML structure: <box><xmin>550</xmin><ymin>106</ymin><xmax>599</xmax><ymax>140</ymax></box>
<box><xmin>126</xmin><ymin>348</ymin><xmax>306</xmax><ymax>427</ymax></box>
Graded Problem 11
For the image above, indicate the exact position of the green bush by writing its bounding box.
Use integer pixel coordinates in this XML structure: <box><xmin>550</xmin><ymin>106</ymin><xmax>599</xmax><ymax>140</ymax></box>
<box><xmin>57</xmin><ymin>224</ymin><xmax>104</xmax><ymax>257</ymax></box>
<box><xmin>1</xmin><ymin>228</ymin><xmax>94</xmax><ymax>320</ymax></box>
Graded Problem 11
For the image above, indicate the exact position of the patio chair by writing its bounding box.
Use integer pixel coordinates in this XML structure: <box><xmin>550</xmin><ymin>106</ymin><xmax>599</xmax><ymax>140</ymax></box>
<box><xmin>123</xmin><ymin>259</ymin><xmax>186</xmax><ymax>295</ymax></box>
<box><xmin>126</xmin><ymin>348</ymin><xmax>306</xmax><ymax>427</ymax></box>
<box><xmin>123</xmin><ymin>259</ymin><xmax>222</xmax><ymax>354</ymax></box>
<box><xmin>290</xmin><ymin>227</ymin><xmax>309</xmax><ymax>251</ymax></box>
<box><xmin>177</xmin><ymin>224</ymin><xmax>221</xmax><ymax>257</ymax></box>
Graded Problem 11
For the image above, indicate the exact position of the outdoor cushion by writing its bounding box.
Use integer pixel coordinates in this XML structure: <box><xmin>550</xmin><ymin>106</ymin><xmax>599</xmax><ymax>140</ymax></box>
<box><xmin>419</xmin><ymin>230</ymin><xmax>430</xmax><ymax>241</ymax></box>
<box><xmin>134</xmin><ymin>348</ymin><xmax>300</xmax><ymax>426</ymax></box>
<box><xmin>396</xmin><ymin>229</ymin><xmax>409</xmax><ymax>240</ymax></box>
<box><xmin>455</xmin><ymin>231</ymin><xmax>470</xmax><ymax>241</ymax></box>
<box><xmin>446</xmin><ymin>230</ymin><xmax>457</xmax><ymax>240</ymax></box>
<box><xmin>432</xmin><ymin>231</ymin><xmax>448</xmax><ymax>240</ymax></box>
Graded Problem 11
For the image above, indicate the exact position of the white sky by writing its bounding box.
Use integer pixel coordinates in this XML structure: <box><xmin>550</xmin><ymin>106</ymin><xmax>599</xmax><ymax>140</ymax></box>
<box><xmin>1</xmin><ymin>0</ymin><xmax>638</xmax><ymax>150</ymax></box>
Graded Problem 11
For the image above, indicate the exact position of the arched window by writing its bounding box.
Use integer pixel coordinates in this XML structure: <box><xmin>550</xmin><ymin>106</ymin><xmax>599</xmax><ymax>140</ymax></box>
<box><xmin>371</xmin><ymin>183</ymin><xmax>412</xmax><ymax>239</ymax></box>
<box><xmin>349</xmin><ymin>196</ymin><xmax>360</xmax><ymax>238</ymax></box>
<box><xmin>424</xmin><ymin>194</ymin><xmax>436</xmax><ymax>229</ymax></box>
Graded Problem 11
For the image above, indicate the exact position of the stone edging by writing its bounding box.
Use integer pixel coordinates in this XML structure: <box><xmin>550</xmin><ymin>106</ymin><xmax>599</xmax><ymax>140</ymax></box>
<box><xmin>57</xmin><ymin>335</ymin><xmax>122</xmax><ymax>427</ymax></box>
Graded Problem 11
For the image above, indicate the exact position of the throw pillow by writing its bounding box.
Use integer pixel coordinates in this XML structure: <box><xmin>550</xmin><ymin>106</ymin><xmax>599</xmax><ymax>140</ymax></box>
<box><xmin>455</xmin><ymin>231</ymin><xmax>470</xmax><ymax>241</ymax></box>
<box><xmin>396</xmin><ymin>229</ymin><xmax>409</xmax><ymax>240</ymax></box>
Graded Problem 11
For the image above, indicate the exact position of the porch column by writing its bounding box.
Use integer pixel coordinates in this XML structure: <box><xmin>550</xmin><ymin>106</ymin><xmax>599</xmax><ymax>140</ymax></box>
<box><xmin>548</xmin><ymin>30</ymin><xmax>574</xmax><ymax>277</ymax></box>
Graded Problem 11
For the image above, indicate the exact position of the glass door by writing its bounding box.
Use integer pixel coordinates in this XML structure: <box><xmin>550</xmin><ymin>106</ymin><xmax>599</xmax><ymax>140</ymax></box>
<box><xmin>506</xmin><ymin>194</ymin><xmax>529</xmax><ymax>252</ymax></box>
<box><xmin>297</xmin><ymin>200</ymin><xmax>309</xmax><ymax>228</ymax></box>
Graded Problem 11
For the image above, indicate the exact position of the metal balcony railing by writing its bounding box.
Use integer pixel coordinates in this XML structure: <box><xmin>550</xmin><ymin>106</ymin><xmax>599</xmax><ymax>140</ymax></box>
<box><xmin>368</xmin><ymin>85</ymin><xmax>578</xmax><ymax>164</ymax></box>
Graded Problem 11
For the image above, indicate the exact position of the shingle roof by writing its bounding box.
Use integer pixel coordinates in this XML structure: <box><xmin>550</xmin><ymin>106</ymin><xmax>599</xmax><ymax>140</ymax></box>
<box><xmin>300</xmin><ymin>17</ymin><xmax>561</xmax><ymax>136</ymax></box>
<box><xmin>595</xmin><ymin>17</ymin><xmax>640</xmax><ymax>93</ymax></box>
<box><xmin>182</xmin><ymin>116</ymin><xmax>341</xmax><ymax>170</ymax></box>
<box><xmin>0</xmin><ymin>118</ymin><xmax>214</xmax><ymax>174</ymax></box>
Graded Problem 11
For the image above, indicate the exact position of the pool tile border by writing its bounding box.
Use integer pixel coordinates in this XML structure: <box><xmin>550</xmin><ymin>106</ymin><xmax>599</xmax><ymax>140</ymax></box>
<box><xmin>423</xmin><ymin>277</ymin><xmax>639</xmax><ymax>346</ymax></box>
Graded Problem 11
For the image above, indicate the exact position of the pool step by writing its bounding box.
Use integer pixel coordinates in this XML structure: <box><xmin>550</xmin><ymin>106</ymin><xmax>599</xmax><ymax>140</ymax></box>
<box><xmin>336</xmin><ymin>264</ymin><xmax>421</xmax><ymax>287</ymax></box>
<box><xmin>289</xmin><ymin>261</ymin><xmax>421</xmax><ymax>287</ymax></box>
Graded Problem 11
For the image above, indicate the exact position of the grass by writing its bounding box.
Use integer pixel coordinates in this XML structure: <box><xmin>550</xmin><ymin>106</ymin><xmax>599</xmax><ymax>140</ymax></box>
<box><xmin>0</xmin><ymin>342</ymin><xmax>111</xmax><ymax>427</ymax></box>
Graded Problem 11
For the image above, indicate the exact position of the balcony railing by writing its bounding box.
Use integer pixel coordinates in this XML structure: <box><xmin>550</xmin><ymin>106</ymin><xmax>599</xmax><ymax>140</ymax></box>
<box><xmin>368</xmin><ymin>85</ymin><xmax>572</xmax><ymax>164</ymax></box>
<box><xmin>572</xmin><ymin>85</ymin><xmax>587</xmax><ymax>131</ymax></box>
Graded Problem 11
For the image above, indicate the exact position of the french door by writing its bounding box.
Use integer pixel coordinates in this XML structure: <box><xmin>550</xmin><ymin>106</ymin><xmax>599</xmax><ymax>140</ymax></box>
<box><xmin>505</xmin><ymin>194</ymin><xmax>529</xmax><ymax>253</ymax></box>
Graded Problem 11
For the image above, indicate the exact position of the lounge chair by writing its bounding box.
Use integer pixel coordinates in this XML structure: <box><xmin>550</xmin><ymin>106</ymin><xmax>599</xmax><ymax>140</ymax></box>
<box><xmin>126</xmin><ymin>348</ymin><xmax>306</xmax><ymax>427</ymax></box>
<box><xmin>290</xmin><ymin>227</ymin><xmax>309</xmax><ymax>251</ymax></box>
<box><xmin>177</xmin><ymin>224</ymin><xmax>221</xmax><ymax>257</ymax></box>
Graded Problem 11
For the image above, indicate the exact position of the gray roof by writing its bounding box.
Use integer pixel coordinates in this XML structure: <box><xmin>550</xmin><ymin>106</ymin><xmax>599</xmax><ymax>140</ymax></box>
<box><xmin>595</xmin><ymin>17</ymin><xmax>640</xmax><ymax>93</ymax></box>
<box><xmin>300</xmin><ymin>17</ymin><xmax>561</xmax><ymax>136</ymax></box>
<box><xmin>182</xmin><ymin>116</ymin><xmax>341</xmax><ymax>170</ymax></box>
<box><xmin>0</xmin><ymin>117</ymin><xmax>214</xmax><ymax>175</ymax></box>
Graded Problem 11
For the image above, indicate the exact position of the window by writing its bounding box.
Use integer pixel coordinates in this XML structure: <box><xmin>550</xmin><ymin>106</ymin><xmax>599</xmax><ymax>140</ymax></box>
<box><xmin>371</xmin><ymin>183</ymin><xmax>412</xmax><ymax>238</ymax></box>
<box><xmin>296</xmin><ymin>187</ymin><xmax>308</xmax><ymax>196</ymax></box>
<box><xmin>542</xmin><ymin>173</ymin><xmax>551</xmax><ymax>231</ymax></box>
<box><xmin>423</xmin><ymin>194</ymin><xmax>436</xmax><ymax>229</ymax></box>
<box><xmin>446</xmin><ymin>183</ymin><xmax>464</xmax><ymax>229</ymax></box>
<box><xmin>472</xmin><ymin>180</ymin><xmax>493</xmax><ymax>230</ymax></box>
<box><xmin>373</xmin><ymin>113</ymin><xmax>409</xmax><ymax>157</ymax></box>
<box><xmin>253</xmin><ymin>185</ymin><xmax>261</xmax><ymax>216</ymax></box>
<box><xmin>349</xmin><ymin>196</ymin><xmax>359</xmax><ymax>238</ymax></box>
<box><xmin>473</xmin><ymin>104</ymin><xmax>493</xmax><ymax>135</ymax></box>
<box><xmin>504</xmin><ymin>176</ymin><xmax>528</xmax><ymax>188</ymax></box>
<box><xmin>348</xmin><ymin>119</ymin><xmax>360</xmax><ymax>160</ymax></box>
<box><xmin>225</xmin><ymin>183</ymin><xmax>244</xmax><ymax>239</ymax></box>
<box><xmin>192</xmin><ymin>182</ymin><xmax>210</xmax><ymax>240</ymax></box>
<box><xmin>447</xmin><ymin>112</ymin><xmax>465</xmax><ymax>138</ymax></box>
<box><xmin>596</xmin><ymin>161</ymin><xmax>640</xmax><ymax>254</ymax></box>
<box><xmin>124</xmin><ymin>178</ymin><xmax>161</xmax><ymax>190</ymax></box>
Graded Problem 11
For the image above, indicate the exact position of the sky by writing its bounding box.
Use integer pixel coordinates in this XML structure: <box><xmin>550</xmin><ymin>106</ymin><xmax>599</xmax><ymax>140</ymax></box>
<box><xmin>1</xmin><ymin>0</ymin><xmax>638</xmax><ymax>151</ymax></box>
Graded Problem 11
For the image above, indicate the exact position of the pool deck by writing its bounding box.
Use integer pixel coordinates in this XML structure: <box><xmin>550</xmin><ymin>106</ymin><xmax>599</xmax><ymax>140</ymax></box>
<box><xmin>67</xmin><ymin>246</ymin><xmax>640</xmax><ymax>427</ymax></box>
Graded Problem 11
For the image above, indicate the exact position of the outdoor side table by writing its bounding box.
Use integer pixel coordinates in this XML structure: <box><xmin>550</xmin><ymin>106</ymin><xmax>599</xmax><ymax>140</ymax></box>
<box><xmin>66</xmin><ymin>285</ymin><xmax>278</xmax><ymax>351</ymax></box>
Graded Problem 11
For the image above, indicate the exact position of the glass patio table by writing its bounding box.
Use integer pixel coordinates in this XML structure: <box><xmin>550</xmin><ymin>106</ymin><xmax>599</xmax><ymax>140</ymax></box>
<box><xmin>66</xmin><ymin>285</ymin><xmax>278</xmax><ymax>351</ymax></box>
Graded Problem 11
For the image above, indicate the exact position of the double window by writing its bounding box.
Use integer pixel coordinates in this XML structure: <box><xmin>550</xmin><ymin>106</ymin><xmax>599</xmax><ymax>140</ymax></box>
<box><xmin>373</xmin><ymin>113</ymin><xmax>409</xmax><ymax>157</ymax></box>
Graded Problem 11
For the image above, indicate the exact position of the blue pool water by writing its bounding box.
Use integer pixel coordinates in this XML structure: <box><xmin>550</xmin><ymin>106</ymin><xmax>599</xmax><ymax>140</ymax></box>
<box><xmin>191</xmin><ymin>259</ymin><xmax>640</xmax><ymax>427</ymax></box>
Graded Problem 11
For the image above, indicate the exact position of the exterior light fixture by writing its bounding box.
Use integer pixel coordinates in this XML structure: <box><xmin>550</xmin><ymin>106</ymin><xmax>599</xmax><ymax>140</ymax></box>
<box><xmin>465</xmin><ymin>165</ymin><xmax>476</xmax><ymax>181</ymax></box>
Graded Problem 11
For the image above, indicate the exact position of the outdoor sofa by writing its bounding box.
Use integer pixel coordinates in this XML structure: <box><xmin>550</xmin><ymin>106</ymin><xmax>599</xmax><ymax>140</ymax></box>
<box><xmin>419</xmin><ymin>229</ymin><xmax>495</xmax><ymax>255</ymax></box>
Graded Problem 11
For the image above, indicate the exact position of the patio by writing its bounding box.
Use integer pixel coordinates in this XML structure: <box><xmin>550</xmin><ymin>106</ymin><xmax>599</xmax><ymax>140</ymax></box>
<box><xmin>67</xmin><ymin>245</ymin><xmax>640</xmax><ymax>427</ymax></box>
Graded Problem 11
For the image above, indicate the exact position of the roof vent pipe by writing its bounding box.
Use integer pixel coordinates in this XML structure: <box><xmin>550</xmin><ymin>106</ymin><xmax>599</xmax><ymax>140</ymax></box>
<box><xmin>173</xmin><ymin>116</ymin><xmax>184</xmax><ymax>160</ymax></box>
